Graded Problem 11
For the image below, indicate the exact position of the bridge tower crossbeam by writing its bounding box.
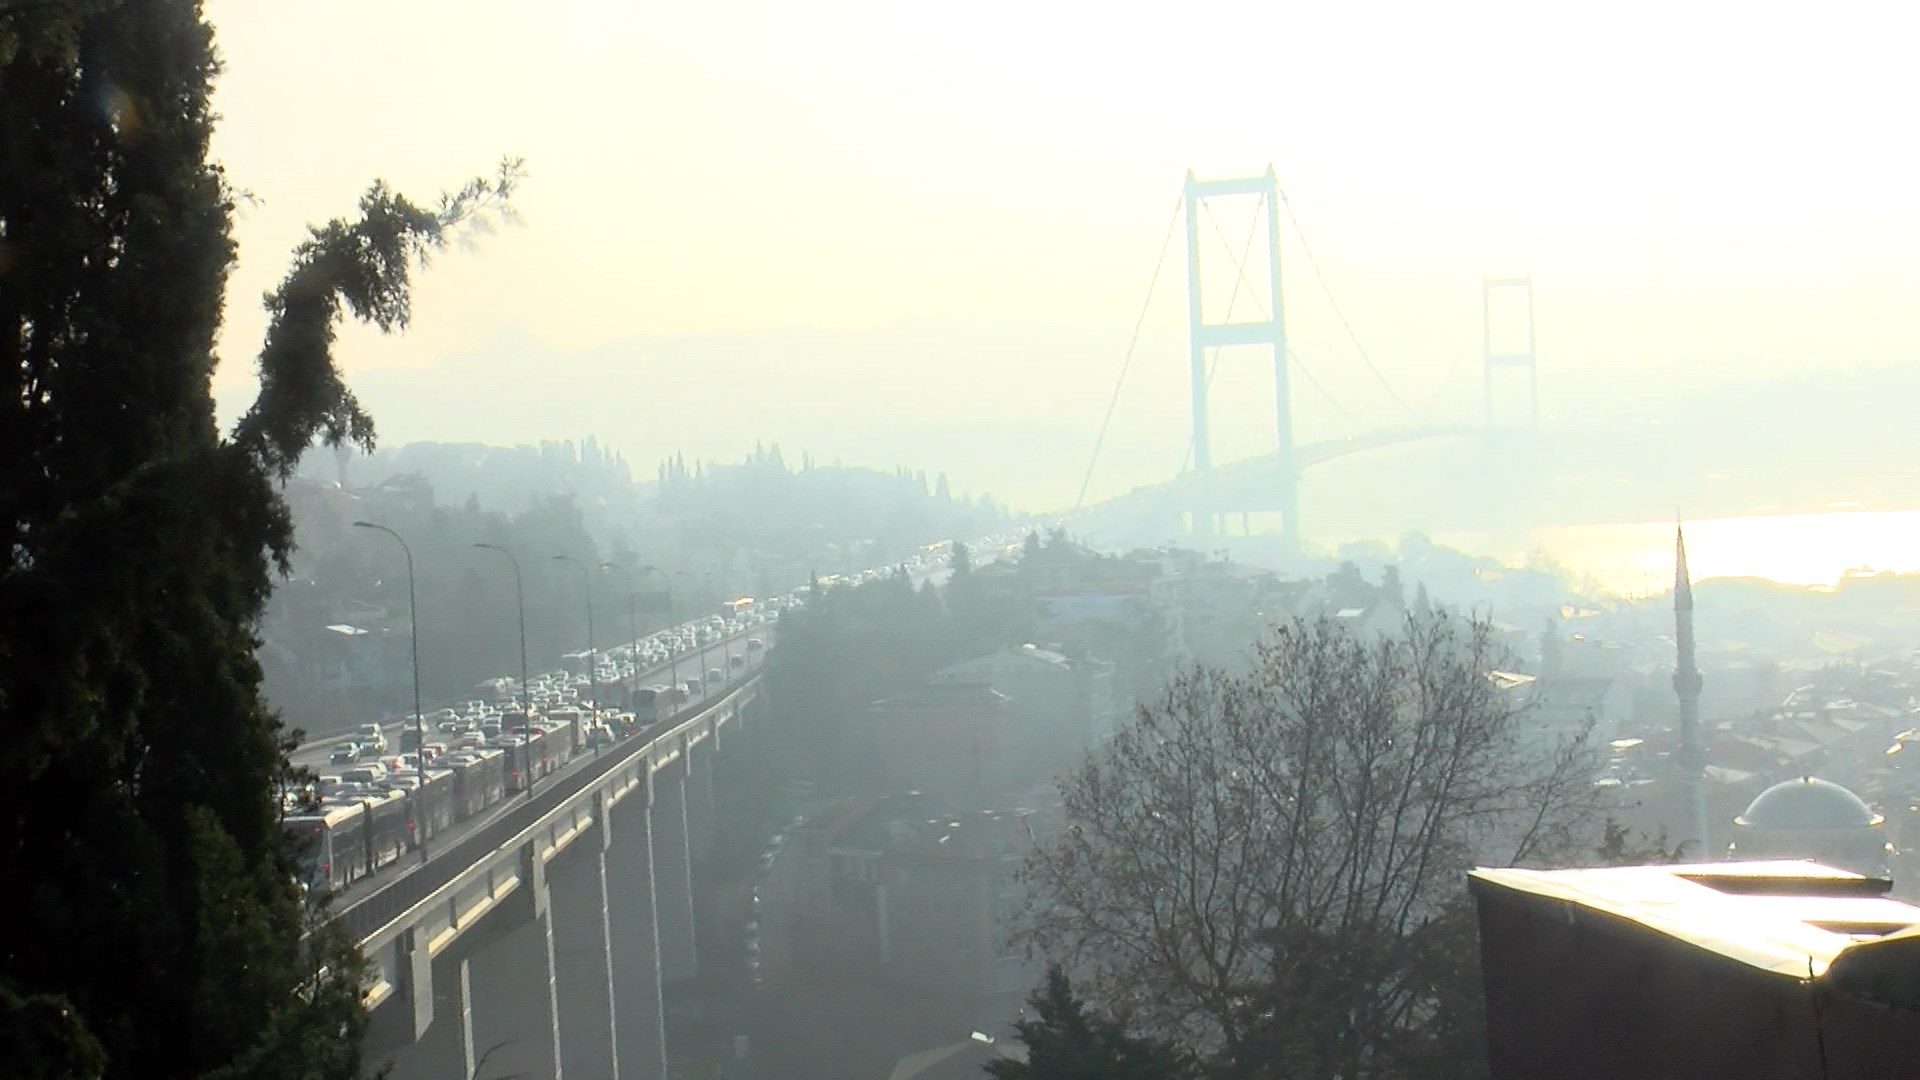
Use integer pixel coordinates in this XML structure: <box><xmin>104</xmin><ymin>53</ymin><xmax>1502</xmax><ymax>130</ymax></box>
<box><xmin>1184</xmin><ymin>166</ymin><xmax>1295</xmax><ymax>549</ymax></box>
<box><xmin>1482</xmin><ymin>273</ymin><xmax>1539</xmax><ymax>431</ymax></box>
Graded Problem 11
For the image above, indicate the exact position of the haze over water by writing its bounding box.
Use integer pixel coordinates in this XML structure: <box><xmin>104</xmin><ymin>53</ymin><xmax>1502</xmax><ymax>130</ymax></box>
<box><xmin>1425</xmin><ymin>508</ymin><xmax>1920</xmax><ymax>598</ymax></box>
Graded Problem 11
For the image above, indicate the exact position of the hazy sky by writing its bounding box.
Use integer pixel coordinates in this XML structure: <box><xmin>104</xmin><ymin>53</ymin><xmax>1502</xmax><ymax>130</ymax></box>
<box><xmin>204</xmin><ymin>1</ymin><xmax>1920</xmax><ymax>511</ymax></box>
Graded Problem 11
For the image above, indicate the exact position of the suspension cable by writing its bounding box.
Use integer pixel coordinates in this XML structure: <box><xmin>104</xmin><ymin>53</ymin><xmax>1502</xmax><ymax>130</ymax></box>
<box><xmin>1273</xmin><ymin>182</ymin><xmax>1425</xmax><ymax>424</ymax></box>
<box><xmin>1202</xmin><ymin>198</ymin><xmax>1270</xmax><ymax>322</ymax></box>
<box><xmin>1073</xmin><ymin>191</ymin><xmax>1185</xmax><ymax>511</ymax></box>
<box><xmin>1289</xmin><ymin>346</ymin><xmax>1368</xmax><ymax>431</ymax></box>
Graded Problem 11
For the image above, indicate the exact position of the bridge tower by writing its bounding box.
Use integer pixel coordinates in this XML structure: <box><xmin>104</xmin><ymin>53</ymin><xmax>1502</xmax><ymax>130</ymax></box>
<box><xmin>1482</xmin><ymin>273</ymin><xmax>1538</xmax><ymax>431</ymax></box>
<box><xmin>1184</xmin><ymin>166</ymin><xmax>1294</xmax><ymax>547</ymax></box>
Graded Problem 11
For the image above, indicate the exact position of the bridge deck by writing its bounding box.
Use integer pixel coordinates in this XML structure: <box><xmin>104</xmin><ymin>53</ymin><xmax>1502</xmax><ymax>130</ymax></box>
<box><xmin>336</xmin><ymin>659</ymin><xmax>765</xmax><ymax>944</ymax></box>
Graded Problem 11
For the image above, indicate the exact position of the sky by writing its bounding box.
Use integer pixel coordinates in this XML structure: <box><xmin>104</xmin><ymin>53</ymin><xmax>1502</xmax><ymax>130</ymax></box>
<box><xmin>204</xmin><ymin>0</ymin><xmax>1920</xmax><ymax>512</ymax></box>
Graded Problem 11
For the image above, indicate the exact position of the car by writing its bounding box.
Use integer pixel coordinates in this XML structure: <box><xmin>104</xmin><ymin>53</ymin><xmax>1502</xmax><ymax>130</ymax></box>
<box><xmin>355</xmin><ymin>723</ymin><xmax>387</xmax><ymax>754</ymax></box>
<box><xmin>746</xmin><ymin>638</ymin><xmax>765</xmax><ymax>652</ymax></box>
<box><xmin>329</xmin><ymin>742</ymin><xmax>361</xmax><ymax>765</ymax></box>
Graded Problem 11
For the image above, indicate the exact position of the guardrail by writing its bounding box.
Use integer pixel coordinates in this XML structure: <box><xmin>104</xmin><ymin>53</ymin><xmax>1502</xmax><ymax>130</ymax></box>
<box><xmin>337</xmin><ymin>668</ymin><xmax>765</xmax><ymax>944</ymax></box>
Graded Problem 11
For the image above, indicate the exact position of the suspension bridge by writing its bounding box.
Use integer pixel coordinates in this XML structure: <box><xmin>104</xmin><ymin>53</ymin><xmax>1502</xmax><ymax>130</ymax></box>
<box><xmin>1066</xmin><ymin>166</ymin><xmax>1538</xmax><ymax>552</ymax></box>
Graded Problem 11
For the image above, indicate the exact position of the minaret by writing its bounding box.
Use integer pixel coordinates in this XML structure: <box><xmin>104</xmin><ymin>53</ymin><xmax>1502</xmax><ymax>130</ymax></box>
<box><xmin>1673</xmin><ymin>525</ymin><xmax>1710</xmax><ymax>858</ymax></box>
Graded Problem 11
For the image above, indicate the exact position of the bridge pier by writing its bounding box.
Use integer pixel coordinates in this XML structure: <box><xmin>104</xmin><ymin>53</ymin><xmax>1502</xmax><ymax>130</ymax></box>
<box><xmin>461</xmin><ymin>849</ymin><xmax>564</xmax><ymax>1080</ymax></box>
<box><xmin>686</xmin><ymin>735</ymin><xmax>716</xmax><ymax>854</ymax></box>
<box><xmin>609</xmin><ymin>782</ymin><xmax>669</xmax><ymax>1080</ymax></box>
<box><xmin>551</xmin><ymin>810</ymin><xmax>619</xmax><ymax>1080</ymax></box>
<box><xmin>651</xmin><ymin>753</ymin><xmax>699</xmax><ymax>985</ymax></box>
<box><xmin>371</xmin><ymin>947</ymin><xmax>476</xmax><ymax>1080</ymax></box>
<box><xmin>379</xmin><ymin>852</ymin><xmax>566</xmax><ymax>1080</ymax></box>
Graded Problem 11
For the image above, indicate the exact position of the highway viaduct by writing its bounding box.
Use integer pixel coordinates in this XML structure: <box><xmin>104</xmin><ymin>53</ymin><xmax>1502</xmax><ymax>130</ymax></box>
<box><xmin>349</xmin><ymin>670</ymin><xmax>769</xmax><ymax>1080</ymax></box>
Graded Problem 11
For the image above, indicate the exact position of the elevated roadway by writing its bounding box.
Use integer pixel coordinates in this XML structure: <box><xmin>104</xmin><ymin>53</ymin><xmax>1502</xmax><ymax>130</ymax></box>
<box><xmin>1066</xmin><ymin>426</ymin><xmax>1478</xmax><ymax>545</ymax></box>
<box><xmin>349</xmin><ymin>644</ymin><xmax>771</xmax><ymax>1080</ymax></box>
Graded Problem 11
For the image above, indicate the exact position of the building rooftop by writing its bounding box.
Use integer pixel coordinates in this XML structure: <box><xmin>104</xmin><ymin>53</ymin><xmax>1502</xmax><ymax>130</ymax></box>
<box><xmin>871</xmin><ymin>682</ymin><xmax>1010</xmax><ymax>712</ymax></box>
<box><xmin>932</xmin><ymin>643</ymin><xmax>1107</xmax><ymax>682</ymax></box>
<box><xmin>1527</xmin><ymin>675</ymin><xmax>1619</xmax><ymax>711</ymax></box>
<box><xmin>1469</xmin><ymin>861</ymin><xmax>1920</xmax><ymax>982</ymax></box>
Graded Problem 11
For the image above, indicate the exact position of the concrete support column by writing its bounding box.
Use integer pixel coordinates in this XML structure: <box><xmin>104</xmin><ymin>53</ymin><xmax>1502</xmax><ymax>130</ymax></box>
<box><xmin>610</xmin><ymin>783</ymin><xmax>668</xmax><ymax>1080</ymax></box>
<box><xmin>685</xmin><ymin>736</ymin><xmax>717</xmax><ymax>853</ymax></box>
<box><xmin>463</xmin><ymin>848</ymin><xmax>563</xmax><ymax>1080</ymax></box>
<box><xmin>651</xmin><ymin>756</ymin><xmax>698</xmax><ymax>985</ymax></box>
<box><xmin>457</xmin><ymin>958</ymin><xmax>476</xmax><ymax>1080</ymax></box>
<box><xmin>597</xmin><ymin>795</ymin><xmax>622</xmax><ymax>1080</ymax></box>
<box><xmin>540</xmin><ymin>853</ymin><xmax>565</xmax><ymax>1080</ymax></box>
<box><xmin>371</xmin><ymin>948</ymin><xmax>479</xmax><ymax>1080</ymax></box>
<box><xmin>552</xmin><ymin>819</ymin><xmax>618</xmax><ymax>1080</ymax></box>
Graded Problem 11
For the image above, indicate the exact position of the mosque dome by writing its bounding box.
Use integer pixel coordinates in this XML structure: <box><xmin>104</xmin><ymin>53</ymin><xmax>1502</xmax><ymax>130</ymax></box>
<box><xmin>1734</xmin><ymin>776</ymin><xmax>1884</xmax><ymax>831</ymax></box>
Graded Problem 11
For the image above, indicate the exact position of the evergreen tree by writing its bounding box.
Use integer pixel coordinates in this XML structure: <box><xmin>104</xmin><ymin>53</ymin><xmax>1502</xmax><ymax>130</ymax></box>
<box><xmin>1595</xmin><ymin>818</ymin><xmax>1688</xmax><ymax>865</ymax></box>
<box><xmin>1540</xmin><ymin>616</ymin><xmax>1563</xmax><ymax>677</ymax></box>
<box><xmin>988</xmin><ymin>968</ymin><xmax>1196</xmax><ymax>1080</ymax></box>
<box><xmin>0</xmin><ymin>4</ymin><xmax>515</xmax><ymax>1077</ymax></box>
<box><xmin>1380</xmin><ymin>563</ymin><xmax>1405</xmax><ymax>606</ymax></box>
<box><xmin>1413</xmin><ymin>582</ymin><xmax>1434</xmax><ymax>620</ymax></box>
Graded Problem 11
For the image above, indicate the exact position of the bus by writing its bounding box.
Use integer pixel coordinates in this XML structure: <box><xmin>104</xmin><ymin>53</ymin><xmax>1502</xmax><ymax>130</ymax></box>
<box><xmin>720</xmin><ymin>597</ymin><xmax>755</xmax><ymax>620</ymax></box>
<box><xmin>632</xmin><ymin>685</ymin><xmax>672</xmax><ymax>727</ymax></box>
<box><xmin>444</xmin><ymin>748</ymin><xmax>505</xmax><ymax>816</ymax></box>
<box><xmin>284</xmin><ymin>789</ymin><xmax>411</xmax><ymax>894</ymax></box>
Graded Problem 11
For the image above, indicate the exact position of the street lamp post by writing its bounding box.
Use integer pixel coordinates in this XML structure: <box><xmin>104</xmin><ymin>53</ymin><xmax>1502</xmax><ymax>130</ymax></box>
<box><xmin>600</xmin><ymin>562</ymin><xmax>641</xmax><ymax>714</ymax></box>
<box><xmin>553</xmin><ymin>554</ymin><xmax>599</xmax><ymax>757</ymax></box>
<box><xmin>473</xmin><ymin>542</ymin><xmax>535</xmax><ymax>800</ymax></box>
<box><xmin>651</xmin><ymin>567</ymin><xmax>681</xmax><ymax>701</ymax></box>
<box><xmin>604</xmin><ymin>561</ymin><xmax>679</xmax><ymax>713</ymax></box>
<box><xmin>352</xmin><ymin>520</ymin><xmax>429</xmax><ymax>863</ymax></box>
<box><xmin>679</xmin><ymin>570</ymin><xmax>708</xmax><ymax>695</ymax></box>
<box><xmin>638</xmin><ymin>566</ymin><xmax>681</xmax><ymax>702</ymax></box>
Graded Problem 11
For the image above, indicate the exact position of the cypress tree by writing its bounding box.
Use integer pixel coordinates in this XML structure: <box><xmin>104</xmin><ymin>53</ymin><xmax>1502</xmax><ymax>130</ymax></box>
<box><xmin>1</xmin><ymin>3</ymin><xmax>516</xmax><ymax>1077</ymax></box>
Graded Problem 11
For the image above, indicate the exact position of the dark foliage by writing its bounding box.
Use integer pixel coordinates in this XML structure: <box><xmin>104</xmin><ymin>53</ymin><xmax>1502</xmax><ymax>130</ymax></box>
<box><xmin>261</xmin><ymin>486</ymin><xmax>617</xmax><ymax>730</ymax></box>
<box><xmin>1594</xmin><ymin>817</ymin><xmax>1690</xmax><ymax>866</ymax></box>
<box><xmin>0</xmin><ymin>2</ymin><xmax>511</xmax><ymax>1076</ymax></box>
<box><xmin>657</xmin><ymin>447</ymin><xmax>1007</xmax><ymax>573</ymax></box>
<box><xmin>767</xmin><ymin>572</ymin><xmax>967</xmax><ymax>792</ymax></box>
<box><xmin>987</xmin><ymin>967</ymin><xmax>1197</xmax><ymax>1080</ymax></box>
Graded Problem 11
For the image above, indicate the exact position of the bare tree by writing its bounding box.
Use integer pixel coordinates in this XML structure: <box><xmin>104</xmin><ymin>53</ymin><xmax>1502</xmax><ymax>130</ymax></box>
<box><xmin>1019</xmin><ymin>612</ymin><xmax>1601</xmax><ymax>1079</ymax></box>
